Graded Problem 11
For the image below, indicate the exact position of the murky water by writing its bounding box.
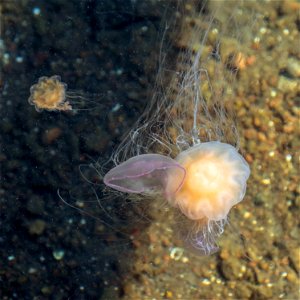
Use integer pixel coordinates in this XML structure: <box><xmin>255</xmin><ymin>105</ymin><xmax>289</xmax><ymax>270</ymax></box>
<box><xmin>0</xmin><ymin>1</ymin><xmax>299</xmax><ymax>299</ymax></box>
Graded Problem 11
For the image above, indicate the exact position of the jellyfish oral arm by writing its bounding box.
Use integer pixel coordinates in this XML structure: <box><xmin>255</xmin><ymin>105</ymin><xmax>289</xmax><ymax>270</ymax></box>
<box><xmin>103</xmin><ymin>154</ymin><xmax>186</xmax><ymax>196</ymax></box>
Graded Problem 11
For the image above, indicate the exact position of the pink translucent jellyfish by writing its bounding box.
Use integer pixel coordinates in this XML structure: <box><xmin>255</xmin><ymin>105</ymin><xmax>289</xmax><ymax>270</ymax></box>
<box><xmin>104</xmin><ymin>154</ymin><xmax>186</xmax><ymax>197</ymax></box>
<box><xmin>104</xmin><ymin>141</ymin><xmax>250</xmax><ymax>255</ymax></box>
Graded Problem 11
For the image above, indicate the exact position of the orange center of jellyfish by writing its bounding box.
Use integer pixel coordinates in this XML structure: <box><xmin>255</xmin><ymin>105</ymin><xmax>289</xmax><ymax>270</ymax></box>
<box><xmin>28</xmin><ymin>75</ymin><xmax>72</xmax><ymax>111</ymax></box>
<box><xmin>184</xmin><ymin>155</ymin><xmax>228</xmax><ymax>198</ymax></box>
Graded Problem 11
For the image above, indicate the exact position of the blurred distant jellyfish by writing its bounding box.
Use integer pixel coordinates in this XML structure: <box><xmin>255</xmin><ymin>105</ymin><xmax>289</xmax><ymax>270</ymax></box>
<box><xmin>28</xmin><ymin>75</ymin><xmax>101</xmax><ymax>112</ymax></box>
<box><xmin>29</xmin><ymin>75</ymin><xmax>71</xmax><ymax>112</ymax></box>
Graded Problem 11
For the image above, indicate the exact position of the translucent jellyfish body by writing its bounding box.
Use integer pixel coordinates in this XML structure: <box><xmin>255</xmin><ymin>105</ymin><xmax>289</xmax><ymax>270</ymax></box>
<box><xmin>104</xmin><ymin>154</ymin><xmax>186</xmax><ymax>196</ymax></box>
<box><xmin>29</xmin><ymin>75</ymin><xmax>71</xmax><ymax>112</ymax></box>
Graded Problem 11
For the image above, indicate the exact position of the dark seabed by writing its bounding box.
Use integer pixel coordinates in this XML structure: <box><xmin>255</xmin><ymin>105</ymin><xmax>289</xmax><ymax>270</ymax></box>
<box><xmin>0</xmin><ymin>1</ymin><xmax>299</xmax><ymax>300</ymax></box>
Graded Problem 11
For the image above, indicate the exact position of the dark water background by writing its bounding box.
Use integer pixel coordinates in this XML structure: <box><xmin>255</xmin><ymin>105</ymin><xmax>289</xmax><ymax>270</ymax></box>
<box><xmin>0</xmin><ymin>0</ymin><xmax>175</xmax><ymax>298</ymax></box>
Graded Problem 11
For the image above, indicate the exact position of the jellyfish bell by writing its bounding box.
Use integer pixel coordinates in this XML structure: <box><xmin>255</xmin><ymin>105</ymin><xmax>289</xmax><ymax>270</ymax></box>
<box><xmin>104</xmin><ymin>153</ymin><xmax>186</xmax><ymax>197</ymax></box>
<box><xmin>166</xmin><ymin>141</ymin><xmax>250</xmax><ymax>255</ymax></box>
<box><xmin>28</xmin><ymin>75</ymin><xmax>71</xmax><ymax>112</ymax></box>
<box><xmin>166</xmin><ymin>141</ymin><xmax>250</xmax><ymax>222</ymax></box>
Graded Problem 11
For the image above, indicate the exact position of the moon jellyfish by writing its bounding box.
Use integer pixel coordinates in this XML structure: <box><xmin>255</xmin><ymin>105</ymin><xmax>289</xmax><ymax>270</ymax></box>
<box><xmin>104</xmin><ymin>154</ymin><xmax>186</xmax><ymax>196</ymax></box>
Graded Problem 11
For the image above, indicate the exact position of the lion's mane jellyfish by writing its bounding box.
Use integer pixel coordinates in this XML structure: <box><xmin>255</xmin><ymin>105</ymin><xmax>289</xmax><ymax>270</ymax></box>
<box><xmin>29</xmin><ymin>75</ymin><xmax>100</xmax><ymax>112</ymax></box>
<box><xmin>29</xmin><ymin>75</ymin><xmax>71</xmax><ymax>112</ymax></box>
<box><xmin>167</xmin><ymin>142</ymin><xmax>250</xmax><ymax>222</ymax></box>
